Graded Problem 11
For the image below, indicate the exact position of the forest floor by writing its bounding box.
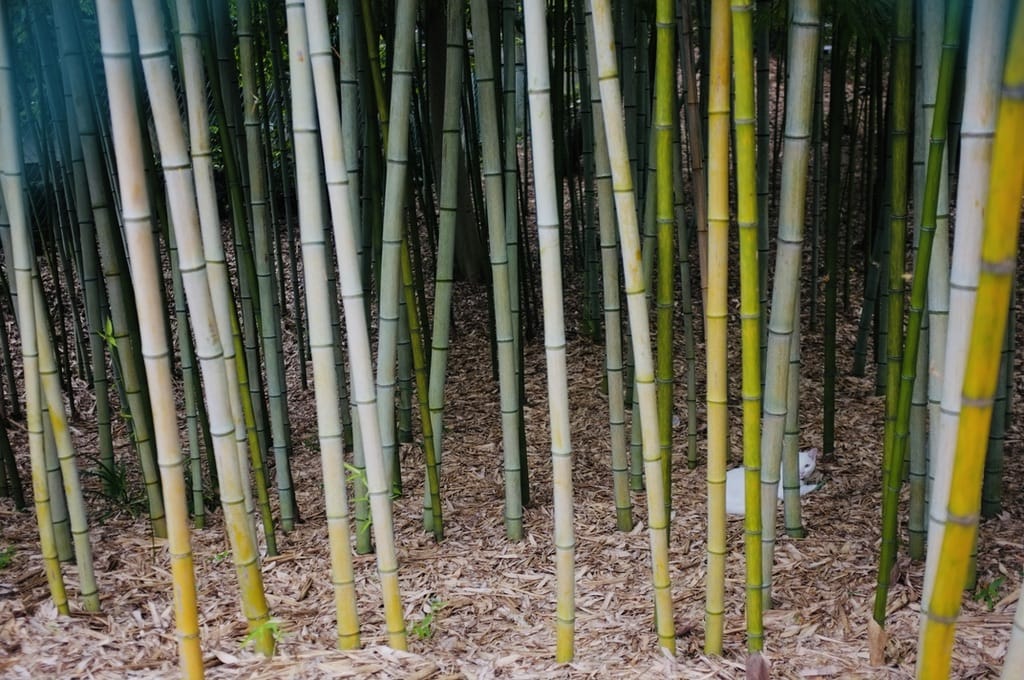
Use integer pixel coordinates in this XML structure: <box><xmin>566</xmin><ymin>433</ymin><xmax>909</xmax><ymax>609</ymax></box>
<box><xmin>1</xmin><ymin>246</ymin><xmax>1023</xmax><ymax>679</ymax></box>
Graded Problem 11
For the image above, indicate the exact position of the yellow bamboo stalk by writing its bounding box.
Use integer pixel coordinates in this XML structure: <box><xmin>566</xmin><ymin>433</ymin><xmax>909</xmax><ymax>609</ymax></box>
<box><xmin>704</xmin><ymin>0</ymin><xmax>731</xmax><ymax>656</ymax></box>
<box><xmin>917</xmin><ymin>5</ymin><xmax>1024</xmax><ymax>674</ymax></box>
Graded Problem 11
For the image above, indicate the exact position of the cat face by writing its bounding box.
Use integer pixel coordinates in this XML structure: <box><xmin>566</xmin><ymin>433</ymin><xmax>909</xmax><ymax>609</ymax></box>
<box><xmin>799</xmin><ymin>447</ymin><xmax>819</xmax><ymax>479</ymax></box>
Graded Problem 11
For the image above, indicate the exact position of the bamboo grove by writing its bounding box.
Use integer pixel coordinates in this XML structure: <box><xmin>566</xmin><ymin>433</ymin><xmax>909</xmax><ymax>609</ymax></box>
<box><xmin>0</xmin><ymin>0</ymin><xmax>1022</xmax><ymax>676</ymax></box>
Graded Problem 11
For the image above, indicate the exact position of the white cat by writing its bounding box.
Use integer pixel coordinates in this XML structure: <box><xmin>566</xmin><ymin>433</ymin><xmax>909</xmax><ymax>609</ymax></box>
<box><xmin>724</xmin><ymin>447</ymin><xmax>820</xmax><ymax>515</ymax></box>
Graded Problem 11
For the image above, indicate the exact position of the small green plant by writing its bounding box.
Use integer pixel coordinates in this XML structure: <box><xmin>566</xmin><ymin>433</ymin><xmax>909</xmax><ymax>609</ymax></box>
<box><xmin>344</xmin><ymin>462</ymin><xmax>373</xmax><ymax>536</ymax></box>
<box><xmin>242</xmin><ymin>618</ymin><xmax>284</xmax><ymax>648</ymax></box>
<box><xmin>85</xmin><ymin>460</ymin><xmax>147</xmax><ymax>518</ymax></box>
<box><xmin>212</xmin><ymin>550</ymin><xmax>230</xmax><ymax>564</ymax></box>
<box><xmin>0</xmin><ymin>546</ymin><xmax>14</xmax><ymax>569</ymax></box>
<box><xmin>973</xmin><ymin>575</ymin><xmax>1006</xmax><ymax>611</ymax></box>
<box><xmin>409</xmin><ymin>597</ymin><xmax>447</xmax><ymax>640</ymax></box>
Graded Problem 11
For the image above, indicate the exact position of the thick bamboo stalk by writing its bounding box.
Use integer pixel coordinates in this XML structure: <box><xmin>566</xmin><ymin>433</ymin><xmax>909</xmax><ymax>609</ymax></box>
<box><xmin>917</xmin><ymin>7</ymin><xmax>1024</xmax><ymax>672</ymax></box>
<box><xmin>90</xmin><ymin>0</ymin><xmax>206</xmax><ymax>672</ymax></box>
<box><xmin>590</xmin><ymin>0</ymin><xmax>676</xmax><ymax>654</ymax></box>
<box><xmin>123</xmin><ymin>0</ymin><xmax>273</xmax><ymax>654</ymax></box>
<box><xmin>924</xmin><ymin>0</ymin><xmax>1010</xmax><ymax>606</ymax></box>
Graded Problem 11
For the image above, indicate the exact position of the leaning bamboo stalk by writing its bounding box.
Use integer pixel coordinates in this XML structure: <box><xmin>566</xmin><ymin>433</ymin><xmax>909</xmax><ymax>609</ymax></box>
<box><xmin>120</xmin><ymin>0</ymin><xmax>274</xmax><ymax>655</ymax></box>
<box><xmin>917</xmin><ymin>6</ymin><xmax>1024</xmax><ymax>672</ymax></box>
<box><xmin>176</xmin><ymin>0</ymin><xmax>277</xmax><ymax>556</ymax></box>
<box><xmin>289</xmin><ymin>0</ymin><xmax>363</xmax><ymax>648</ymax></box>
<box><xmin>875</xmin><ymin>0</ymin><xmax>964</xmax><ymax>630</ymax></box>
<box><xmin>425</xmin><ymin>0</ymin><xmax>463</xmax><ymax>529</ymax></box>
<box><xmin>375</xmin><ymin>0</ymin><xmax>418</xmax><ymax>493</ymax></box>
<box><xmin>590</xmin><ymin>0</ymin><xmax>676</xmax><ymax>654</ymax></box>
<box><xmin>758</xmin><ymin>0</ymin><xmax>819</xmax><ymax>609</ymax></box>
<box><xmin>585</xmin><ymin>2</ymin><xmax>632</xmax><ymax>531</ymax></box>
<box><xmin>91</xmin><ymin>0</ymin><xmax>206</xmax><ymax>672</ymax></box>
<box><xmin>238</xmin><ymin>0</ymin><xmax>296</xmax><ymax>532</ymax></box>
<box><xmin>924</xmin><ymin>0</ymin><xmax>1011</xmax><ymax>605</ymax></box>
<box><xmin>300</xmin><ymin>0</ymin><xmax>407</xmax><ymax>650</ymax></box>
<box><xmin>0</xmin><ymin>3</ymin><xmax>69</xmax><ymax>617</ymax></box>
<box><xmin>523</xmin><ymin>0</ymin><xmax>576</xmax><ymax>660</ymax></box>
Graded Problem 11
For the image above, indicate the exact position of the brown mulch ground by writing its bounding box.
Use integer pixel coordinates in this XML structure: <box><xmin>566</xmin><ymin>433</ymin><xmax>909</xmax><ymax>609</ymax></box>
<box><xmin>0</xmin><ymin>256</ymin><xmax>1021</xmax><ymax>678</ymax></box>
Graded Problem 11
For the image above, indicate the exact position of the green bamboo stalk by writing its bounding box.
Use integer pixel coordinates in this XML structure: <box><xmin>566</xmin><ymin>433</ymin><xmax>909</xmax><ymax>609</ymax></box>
<box><xmin>731</xmin><ymin>0</ymin><xmax>764</xmax><ymax>655</ymax></box>
<box><xmin>654</xmin><ymin>0</ymin><xmax>675</xmax><ymax>528</ymax></box>
<box><xmin>470</xmin><ymin>0</ymin><xmax>525</xmax><ymax>540</ymax></box>
<box><xmin>0</xmin><ymin>5</ymin><xmax>69</xmax><ymax>611</ymax></box>
<box><xmin>585</xmin><ymin>2</ymin><xmax>631</xmax><ymax>532</ymax></box>
<box><xmin>424</xmin><ymin>0</ymin><xmax>463</xmax><ymax>532</ymax></box>
<box><xmin>375</xmin><ymin>0</ymin><xmax>418</xmax><ymax>495</ymax></box>
<box><xmin>874</xmin><ymin>0</ymin><xmax>963</xmax><ymax>629</ymax></box>
<box><xmin>239</xmin><ymin>0</ymin><xmax>296</xmax><ymax>532</ymax></box>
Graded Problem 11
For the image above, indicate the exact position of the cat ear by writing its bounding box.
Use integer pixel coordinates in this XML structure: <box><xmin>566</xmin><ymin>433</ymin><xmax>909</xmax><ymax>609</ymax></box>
<box><xmin>807</xmin><ymin>447</ymin><xmax>819</xmax><ymax>461</ymax></box>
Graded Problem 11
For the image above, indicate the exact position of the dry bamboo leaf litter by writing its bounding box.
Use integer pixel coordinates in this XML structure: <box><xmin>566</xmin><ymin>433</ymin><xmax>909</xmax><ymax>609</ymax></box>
<box><xmin>2</xmin><ymin>251</ymin><xmax>1023</xmax><ymax>679</ymax></box>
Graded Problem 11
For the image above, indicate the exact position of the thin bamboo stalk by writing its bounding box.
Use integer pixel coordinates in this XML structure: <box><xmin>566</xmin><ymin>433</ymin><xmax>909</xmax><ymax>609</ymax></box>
<box><xmin>0</xmin><ymin>4</ymin><xmax>69</xmax><ymax>615</ymax></box>
<box><xmin>731</xmin><ymin>0</ymin><xmax>764</xmax><ymax>655</ymax></box>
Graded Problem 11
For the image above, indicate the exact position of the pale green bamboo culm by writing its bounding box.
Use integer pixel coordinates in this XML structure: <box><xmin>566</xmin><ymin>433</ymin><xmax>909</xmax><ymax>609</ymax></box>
<box><xmin>758</xmin><ymin>0</ymin><xmax>819</xmax><ymax>610</ymax></box>
<box><xmin>425</xmin><ymin>0</ymin><xmax>464</xmax><ymax>532</ymax></box>
<box><xmin>295</xmin><ymin>0</ymin><xmax>363</xmax><ymax>649</ymax></box>
<box><xmin>124</xmin><ymin>0</ymin><xmax>274</xmax><ymax>655</ymax></box>
<box><xmin>523</xmin><ymin>0</ymin><xmax>576</xmax><ymax>661</ymax></box>
<box><xmin>91</xmin><ymin>0</ymin><xmax>206</xmax><ymax>673</ymax></box>
<box><xmin>589</xmin><ymin>0</ymin><xmax>675</xmax><ymax>654</ymax></box>
<box><xmin>469</xmin><ymin>0</ymin><xmax>525</xmax><ymax>541</ymax></box>
<box><xmin>297</xmin><ymin>0</ymin><xmax>408</xmax><ymax>650</ymax></box>
<box><xmin>0</xmin><ymin>1</ymin><xmax>69</xmax><ymax>618</ymax></box>
<box><xmin>375</xmin><ymin>0</ymin><xmax>418</xmax><ymax>496</ymax></box>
